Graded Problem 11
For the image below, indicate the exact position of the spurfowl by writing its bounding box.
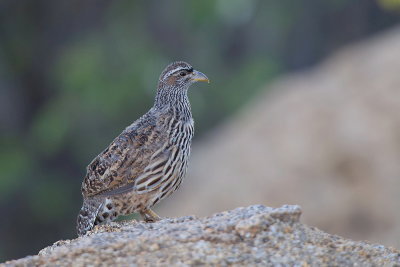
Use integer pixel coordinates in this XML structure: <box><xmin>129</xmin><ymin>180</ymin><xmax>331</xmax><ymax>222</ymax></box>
<box><xmin>76</xmin><ymin>61</ymin><xmax>209</xmax><ymax>236</ymax></box>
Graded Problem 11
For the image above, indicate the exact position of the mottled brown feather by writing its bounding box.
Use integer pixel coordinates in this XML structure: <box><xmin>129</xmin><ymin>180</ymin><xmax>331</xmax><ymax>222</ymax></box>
<box><xmin>82</xmin><ymin>111</ymin><xmax>174</xmax><ymax>197</ymax></box>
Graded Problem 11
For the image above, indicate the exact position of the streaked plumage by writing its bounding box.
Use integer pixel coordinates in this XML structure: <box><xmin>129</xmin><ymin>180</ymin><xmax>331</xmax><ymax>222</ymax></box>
<box><xmin>76</xmin><ymin>61</ymin><xmax>209</xmax><ymax>236</ymax></box>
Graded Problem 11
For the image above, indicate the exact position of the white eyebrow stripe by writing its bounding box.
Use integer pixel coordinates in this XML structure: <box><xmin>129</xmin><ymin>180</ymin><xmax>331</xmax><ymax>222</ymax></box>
<box><xmin>163</xmin><ymin>66</ymin><xmax>186</xmax><ymax>80</ymax></box>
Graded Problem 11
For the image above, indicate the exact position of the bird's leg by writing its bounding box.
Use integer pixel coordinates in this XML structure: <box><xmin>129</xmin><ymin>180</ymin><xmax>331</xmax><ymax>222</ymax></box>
<box><xmin>140</xmin><ymin>208</ymin><xmax>161</xmax><ymax>222</ymax></box>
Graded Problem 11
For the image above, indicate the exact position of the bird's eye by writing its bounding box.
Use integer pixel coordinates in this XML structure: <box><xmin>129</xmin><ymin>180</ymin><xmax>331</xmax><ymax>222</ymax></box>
<box><xmin>179</xmin><ymin>71</ymin><xmax>186</xmax><ymax>77</ymax></box>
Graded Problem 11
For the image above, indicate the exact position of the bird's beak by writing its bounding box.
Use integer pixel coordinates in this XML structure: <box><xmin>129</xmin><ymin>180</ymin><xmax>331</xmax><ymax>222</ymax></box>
<box><xmin>191</xmin><ymin>70</ymin><xmax>210</xmax><ymax>83</ymax></box>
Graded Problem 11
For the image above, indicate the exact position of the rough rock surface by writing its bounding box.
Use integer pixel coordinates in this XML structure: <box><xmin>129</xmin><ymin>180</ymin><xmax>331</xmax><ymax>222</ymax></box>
<box><xmin>161</xmin><ymin>26</ymin><xmax>400</xmax><ymax>248</ymax></box>
<box><xmin>4</xmin><ymin>205</ymin><xmax>400</xmax><ymax>266</ymax></box>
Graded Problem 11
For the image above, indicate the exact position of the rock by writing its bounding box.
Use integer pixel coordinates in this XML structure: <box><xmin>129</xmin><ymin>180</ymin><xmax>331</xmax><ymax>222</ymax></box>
<box><xmin>161</xmin><ymin>26</ymin><xmax>400</xmax><ymax>248</ymax></box>
<box><xmin>3</xmin><ymin>205</ymin><xmax>400</xmax><ymax>266</ymax></box>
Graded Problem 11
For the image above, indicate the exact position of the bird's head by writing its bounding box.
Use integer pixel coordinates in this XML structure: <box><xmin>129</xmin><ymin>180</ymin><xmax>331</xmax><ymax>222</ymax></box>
<box><xmin>158</xmin><ymin>61</ymin><xmax>209</xmax><ymax>90</ymax></box>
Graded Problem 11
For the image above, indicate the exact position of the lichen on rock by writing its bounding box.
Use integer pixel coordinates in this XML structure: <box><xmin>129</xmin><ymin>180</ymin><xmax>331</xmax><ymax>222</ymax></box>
<box><xmin>3</xmin><ymin>205</ymin><xmax>400</xmax><ymax>266</ymax></box>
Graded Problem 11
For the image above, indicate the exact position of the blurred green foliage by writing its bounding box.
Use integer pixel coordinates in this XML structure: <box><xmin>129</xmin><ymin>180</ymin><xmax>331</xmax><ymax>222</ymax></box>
<box><xmin>379</xmin><ymin>0</ymin><xmax>400</xmax><ymax>10</ymax></box>
<box><xmin>0</xmin><ymin>0</ymin><xmax>399</xmax><ymax>262</ymax></box>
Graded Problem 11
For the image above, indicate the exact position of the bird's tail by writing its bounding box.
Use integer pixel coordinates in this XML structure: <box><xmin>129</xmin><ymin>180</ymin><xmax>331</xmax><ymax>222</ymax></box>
<box><xmin>76</xmin><ymin>197</ymin><xmax>103</xmax><ymax>236</ymax></box>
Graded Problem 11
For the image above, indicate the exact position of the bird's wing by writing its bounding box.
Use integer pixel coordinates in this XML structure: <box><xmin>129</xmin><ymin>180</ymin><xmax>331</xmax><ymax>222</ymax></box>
<box><xmin>82</xmin><ymin>117</ymin><xmax>175</xmax><ymax>197</ymax></box>
<box><xmin>82</xmin><ymin>132</ymin><xmax>136</xmax><ymax>197</ymax></box>
<box><xmin>98</xmin><ymin>144</ymin><xmax>181</xmax><ymax>197</ymax></box>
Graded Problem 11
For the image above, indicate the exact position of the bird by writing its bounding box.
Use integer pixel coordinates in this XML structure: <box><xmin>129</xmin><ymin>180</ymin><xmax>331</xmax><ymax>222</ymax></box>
<box><xmin>76</xmin><ymin>61</ymin><xmax>209</xmax><ymax>236</ymax></box>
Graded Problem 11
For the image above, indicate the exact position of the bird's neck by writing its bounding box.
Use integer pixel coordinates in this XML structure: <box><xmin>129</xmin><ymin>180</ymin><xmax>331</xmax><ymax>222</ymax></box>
<box><xmin>154</xmin><ymin>86</ymin><xmax>192</xmax><ymax>120</ymax></box>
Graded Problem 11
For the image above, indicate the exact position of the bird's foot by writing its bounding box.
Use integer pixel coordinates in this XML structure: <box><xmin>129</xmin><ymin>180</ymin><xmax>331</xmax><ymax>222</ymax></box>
<box><xmin>140</xmin><ymin>209</ymin><xmax>161</xmax><ymax>223</ymax></box>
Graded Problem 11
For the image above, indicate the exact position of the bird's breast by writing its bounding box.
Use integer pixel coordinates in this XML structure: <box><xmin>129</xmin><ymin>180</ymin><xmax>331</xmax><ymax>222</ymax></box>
<box><xmin>167</xmin><ymin>118</ymin><xmax>194</xmax><ymax>147</ymax></box>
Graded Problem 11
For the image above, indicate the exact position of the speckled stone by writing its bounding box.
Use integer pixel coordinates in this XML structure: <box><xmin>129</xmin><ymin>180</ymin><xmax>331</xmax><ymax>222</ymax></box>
<box><xmin>3</xmin><ymin>205</ymin><xmax>400</xmax><ymax>266</ymax></box>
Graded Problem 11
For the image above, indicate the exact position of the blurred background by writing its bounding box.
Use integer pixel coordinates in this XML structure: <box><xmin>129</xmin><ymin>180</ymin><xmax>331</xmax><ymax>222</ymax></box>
<box><xmin>1</xmin><ymin>0</ymin><xmax>400</xmax><ymax>262</ymax></box>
